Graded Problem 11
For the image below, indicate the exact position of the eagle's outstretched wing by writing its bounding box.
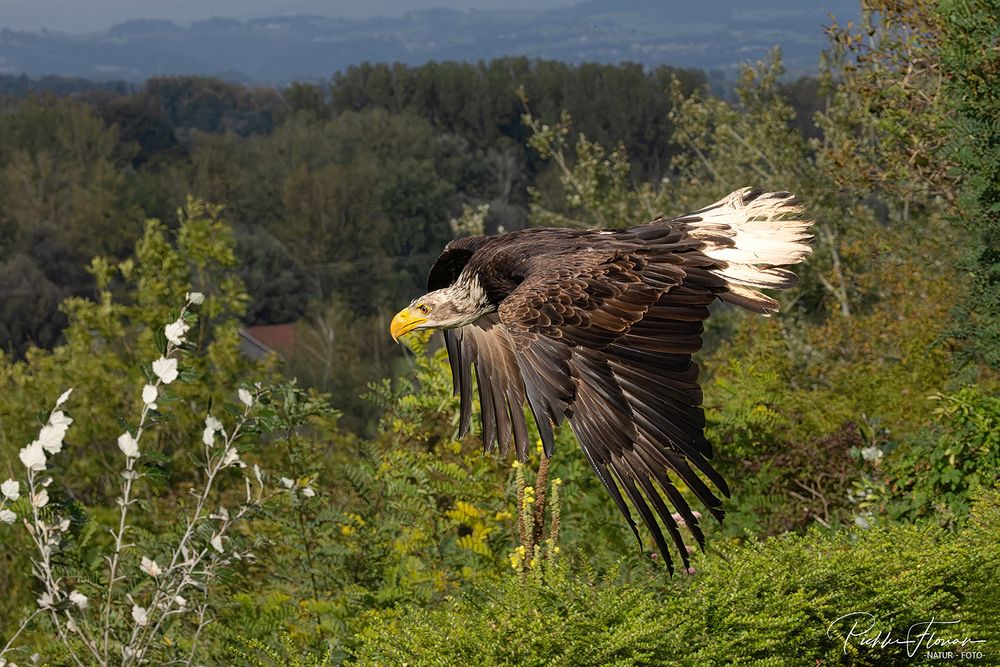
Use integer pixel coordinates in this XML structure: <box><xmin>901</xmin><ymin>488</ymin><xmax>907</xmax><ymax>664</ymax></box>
<box><xmin>438</xmin><ymin>188</ymin><xmax>812</xmax><ymax>571</ymax></box>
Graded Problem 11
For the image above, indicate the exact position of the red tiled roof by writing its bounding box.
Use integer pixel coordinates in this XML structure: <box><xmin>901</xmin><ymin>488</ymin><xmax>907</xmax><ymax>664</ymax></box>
<box><xmin>245</xmin><ymin>323</ymin><xmax>297</xmax><ymax>355</ymax></box>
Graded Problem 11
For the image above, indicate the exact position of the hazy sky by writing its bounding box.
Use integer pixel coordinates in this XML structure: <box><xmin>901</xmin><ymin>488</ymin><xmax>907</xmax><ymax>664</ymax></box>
<box><xmin>0</xmin><ymin>0</ymin><xmax>577</xmax><ymax>32</ymax></box>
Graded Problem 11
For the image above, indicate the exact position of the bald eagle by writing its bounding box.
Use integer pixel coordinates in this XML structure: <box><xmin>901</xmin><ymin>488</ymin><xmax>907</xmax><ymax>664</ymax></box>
<box><xmin>390</xmin><ymin>188</ymin><xmax>813</xmax><ymax>572</ymax></box>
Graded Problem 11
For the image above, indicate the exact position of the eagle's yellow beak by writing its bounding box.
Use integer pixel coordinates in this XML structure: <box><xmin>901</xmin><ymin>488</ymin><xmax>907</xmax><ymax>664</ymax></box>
<box><xmin>390</xmin><ymin>308</ymin><xmax>428</xmax><ymax>342</ymax></box>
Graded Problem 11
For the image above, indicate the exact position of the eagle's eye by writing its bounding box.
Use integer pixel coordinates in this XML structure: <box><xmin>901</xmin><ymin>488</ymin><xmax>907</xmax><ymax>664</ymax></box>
<box><xmin>416</xmin><ymin>303</ymin><xmax>431</xmax><ymax>315</ymax></box>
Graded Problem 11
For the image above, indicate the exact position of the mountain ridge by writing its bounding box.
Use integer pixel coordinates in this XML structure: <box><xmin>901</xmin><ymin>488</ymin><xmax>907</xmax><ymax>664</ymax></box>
<box><xmin>0</xmin><ymin>0</ymin><xmax>860</xmax><ymax>84</ymax></box>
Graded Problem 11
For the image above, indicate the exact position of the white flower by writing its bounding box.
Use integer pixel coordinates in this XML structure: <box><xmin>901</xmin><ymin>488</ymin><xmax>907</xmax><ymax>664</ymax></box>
<box><xmin>142</xmin><ymin>384</ymin><xmax>158</xmax><ymax>408</ymax></box>
<box><xmin>140</xmin><ymin>556</ymin><xmax>162</xmax><ymax>578</ymax></box>
<box><xmin>37</xmin><ymin>424</ymin><xmax>67</xmax><ymax>455</ymax></box>
<box><xmin>203</xmin><ymin>415</ymin><xmax>224</xmax><ymax>447</ymax></box>
<box><xmin>238</xmin><ymin>388</ymin><xmax>253</xmax><ymax>409</ymax></box>
<box><xmin>186</xmin><ymin>291</ymin><xmax>205</xmax><ymax>305</ymax></box>
<box><xmin>152</xmin><ymin>356</ymin><xmax>179</xmax><ymax>384</ymax></box>
<box><xmin>32</xmin><ymin>489</ymin><xmax>49</xmax><ymax>508</ymax></box>
<box><xmin>69</xmin><ymin>590</ymin><xmax>88</xmax><ymax>609</ymax></box>
<box><xmin>301</xmin><ymin>486</ymin><xmax>316</xmax><ymax>498</ymax></box>
<box><xmin>2</xmin><ymin>479</ymin><xmax>19</xmax><ymax>501</ymax></box>
<box><xmin>37</xmin><ymin>592</ymin><xmax>54</xmax><ymax>609</ymax></box>
<box><xmin>210</xmin><ymin>534</ymin><xmax>224</xmax><ymax>553</ymax></box>
<box><xmin>280</xmin><ymin>477</ymin><xmax>294</xmax><ymax>489</ymax></box>
<box><xmin>861</xmin><ymin>445</ymin><xmax>883</xmax><ymax>462</ymax></box>
<box><xmin>117</xmin><ymin>432</ymin><xmax>140</xmax><ymax>459</ymax></box>
<box><xmin>39</xmin><ymin>409</ymin><xmax>72</xmax><ymax>455</ymax></box>
<box><xmin>55</xmin><ymin>388</ymin><xmax>73</xmax><ymax>407</ymax></box>
<box><xmin>0</xmin><ymin>509</ymin><xmax>15</xmax><ymax>524</ymax></box>
<box><xmin>173</xmin><ymin>594</ymin><xmax>187</xmax><ymax>608</ymax></box>
<box><xmin>48</xmin><ymin>410</ymin><xmax>73</xmax><ymax>429</ymax></box>
<box><xmin>19</xmin><ymin>441</ymin><xmax>46</xmax><ymax>471</ymax></box>
<box><xmin>221</xmin><ymin>447</ymin><xmax>241</xmax><ymax>468</ymax></box>
<box><xmin>58</xmin><ymin>518</ymin><xmax>70</xmax><ymax>531</ymax></box>
<box><xmin>164</xmin><ymin>318</ymin><xmax>190</xmax><ymax>346</ymax></box>
<box><xmin>132</xmin><ymin>604</ymin><xmax>148</xmax><ymax>626</ymax></box>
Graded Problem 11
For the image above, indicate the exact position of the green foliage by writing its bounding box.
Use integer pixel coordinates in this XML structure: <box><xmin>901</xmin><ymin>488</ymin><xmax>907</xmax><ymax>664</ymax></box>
<box><xmin>0</xmin><ymin>254</ymin><xmax>65</xmax><ymax>352</ymax></box>
<box><xmin>354</xmin><ymin>491</ymin><xmax>1000</xmax><ymax>666</ymax></box>
<box><xmin>861</xmin><ymin>387</ymin><xmax>1000</xmax><ymax>527</ymax></box>
<box><xmin>213</xmin><ymin>334</ymin><xmax>516</xmax><ymax>659</ymax></box>
<box><xmin>0</xmin><ymin>95</ymin><xmax>142</xmax><ymax>354</ymax></box>
<box><xmin>702</xmin><ymin>322</ymin><xmax>860</xmax><ymax>537</ymax></box>
<box><xmin>138</xmin><ymin>75</ymin><xmax>285</xmax><ymax>139</ymax></box>
<box><xmin>822</xmin><ymin>0</ymin><xmax>1000</xmax><ymax>369</ymax></box>
<box><xmin>937</xmin><ymin>0</ymin><xmax>1000</xmax><ymax>368</ymax></box>
<box><xmin>522</xmin><ymin>104</ymin><xmax>642</xmax><ymax>230</ymax></box>
<box><xmin>0</xmin><ymin>73</ymin><xmax>130</xmax><ymax>97</ymax></box>
<box><xmin>818</xmin><ymin>2</ymin><xmax>955</xmax><ymax>200</ymax></box>
<box><xmin>330</xmin><ymin>58</ymin><xmax>706</xmax><ymax>180</ymax></box>
<box><xmin>236</xmin><ymin>226</ymin><xmax>317</xmax><ymax>325</ymax></box>
<box><xmin>229</xmin><ymin>632</ymin><xmax>334</xmax><ymax>667</ymax></box>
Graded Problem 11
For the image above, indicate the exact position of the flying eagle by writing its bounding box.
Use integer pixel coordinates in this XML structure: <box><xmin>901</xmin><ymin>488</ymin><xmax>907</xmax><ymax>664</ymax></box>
<box><xmin>390</xmin><ymin>188</ymin><xmax>813</xmax><ymax>572</ymax></box>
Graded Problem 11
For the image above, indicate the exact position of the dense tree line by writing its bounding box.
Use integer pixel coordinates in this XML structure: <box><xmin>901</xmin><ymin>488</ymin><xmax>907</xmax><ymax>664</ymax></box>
<box><xmin>0</xmin><ymin>73</ymin><xmax>131</xmax><ymax>98</ymax></box>
<box><xmin>328</xmin><ymin>59</ymin><xmax>706</xmax><ymax>177</ymax></box>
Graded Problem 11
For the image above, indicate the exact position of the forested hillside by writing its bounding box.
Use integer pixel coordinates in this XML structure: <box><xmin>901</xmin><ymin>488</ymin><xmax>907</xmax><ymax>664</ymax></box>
<box><xmin>0</xmin><ymin>1</ymin><xmax>997</xmax><ymax>665</ymax></box>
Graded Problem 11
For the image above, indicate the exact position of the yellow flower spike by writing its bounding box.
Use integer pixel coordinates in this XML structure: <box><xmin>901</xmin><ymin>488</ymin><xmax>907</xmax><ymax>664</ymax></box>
<box><xmin>511</xmin><ymin>460</ymin><xmax>521</xmax><ymax>469</ymax></box>
<box><xmin>552</xmin><ymin>478</ymin><xmax>562</xmax><ymax>487</ymax></box>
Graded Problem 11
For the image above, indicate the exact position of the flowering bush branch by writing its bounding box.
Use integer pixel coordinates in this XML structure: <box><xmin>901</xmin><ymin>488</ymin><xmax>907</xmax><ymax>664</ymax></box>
<box><xmin>0</xmin><ymin>292</ymin><xmax>274</xmax><ymax>667</ymax></box>
<box><xmin>509</xmin><ymin>454</ymin><xmax>562</xmax><ymax>577</ymax></box>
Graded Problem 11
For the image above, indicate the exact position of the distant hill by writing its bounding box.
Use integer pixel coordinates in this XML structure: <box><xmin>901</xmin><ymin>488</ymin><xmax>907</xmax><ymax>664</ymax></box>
<box><xmin>0</xmin><ymin>0</ymin><xmax>859</xmax><ymax>84</ymax></box>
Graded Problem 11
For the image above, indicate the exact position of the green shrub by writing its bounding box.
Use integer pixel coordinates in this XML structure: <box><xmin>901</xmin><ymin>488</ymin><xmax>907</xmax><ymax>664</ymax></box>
<box><xmin>858</xmin><ymin>387</ymin><xmax>1000</xmax><ymax>528</ymax></box>
<box><xmin>353</xmin><ymin>491</ymin><xmax>1000</xmax><ymax>666</ymax></box>
<box><xmin>0</xmin><ymin>197</ymin><xmax>267</xmax><ymax>640</ymax></box>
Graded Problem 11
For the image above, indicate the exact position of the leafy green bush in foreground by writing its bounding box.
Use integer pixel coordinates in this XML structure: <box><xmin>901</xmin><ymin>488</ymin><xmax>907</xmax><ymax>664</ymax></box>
<box><xmin>354</xmin><ymin>491</ymin><xmax>1000</xmax><ymax>666</ymax></box>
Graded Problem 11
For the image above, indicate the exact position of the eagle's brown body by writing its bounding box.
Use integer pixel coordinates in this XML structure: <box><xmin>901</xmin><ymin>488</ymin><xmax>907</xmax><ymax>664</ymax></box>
<box><xmin>393</xmin><ymin>188</ymin><xmax>813</xmax><ymax>571</ymax></box>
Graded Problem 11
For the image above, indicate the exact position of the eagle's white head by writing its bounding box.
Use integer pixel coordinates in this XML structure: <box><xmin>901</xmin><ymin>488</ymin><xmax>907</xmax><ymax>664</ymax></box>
<box><xmin>390</xmin><ymin>274</ymin><xmax>492</xmax><ymax>341</ymax></box>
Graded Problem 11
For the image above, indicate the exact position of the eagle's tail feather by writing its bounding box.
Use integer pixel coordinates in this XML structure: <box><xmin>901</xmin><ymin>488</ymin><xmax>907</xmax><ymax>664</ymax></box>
<box><xmin>682</xmin><ymin>188</ymin><xmax>813</xmax><ymax>315</ymax></box>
